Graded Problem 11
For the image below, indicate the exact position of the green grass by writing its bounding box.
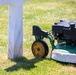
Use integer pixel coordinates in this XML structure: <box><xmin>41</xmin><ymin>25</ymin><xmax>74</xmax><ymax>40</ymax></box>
<box><xmin>0</xmin><ymin>0</ymin><xmax>76</xmax><ymax>75</ymax></box>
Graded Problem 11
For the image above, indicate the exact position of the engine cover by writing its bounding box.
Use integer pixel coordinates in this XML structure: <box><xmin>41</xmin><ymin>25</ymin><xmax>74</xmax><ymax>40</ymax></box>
<box><xmin>52</xmin><ymin>20</ymin><xmax>76</xmax><ymax>45</ymax></box>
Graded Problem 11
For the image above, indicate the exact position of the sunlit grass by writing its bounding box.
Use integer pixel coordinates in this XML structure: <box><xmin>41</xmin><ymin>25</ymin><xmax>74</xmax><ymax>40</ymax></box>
<box><xmin>0</xmin><ymin>0</ymin><xmax>76</xmax><ymax>75</ymax></box>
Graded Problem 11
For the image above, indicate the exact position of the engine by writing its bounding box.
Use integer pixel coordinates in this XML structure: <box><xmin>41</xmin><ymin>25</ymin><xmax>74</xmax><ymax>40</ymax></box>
<box><xmin>52</xmin><ymin>20</ymin><xmax>76</xmax><ymax>46</ymax></box>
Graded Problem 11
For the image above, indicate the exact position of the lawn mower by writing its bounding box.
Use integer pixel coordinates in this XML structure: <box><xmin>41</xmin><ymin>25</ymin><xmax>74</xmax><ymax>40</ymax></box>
<box><xmin>31</xmin><ymin>20</ymin><xmax>76</xmax><ymax>63</ymax></box>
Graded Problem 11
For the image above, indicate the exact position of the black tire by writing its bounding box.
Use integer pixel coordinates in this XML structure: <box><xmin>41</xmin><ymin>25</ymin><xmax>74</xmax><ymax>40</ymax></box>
<box><xmin>32</xmin><ymin>40</ymin><xmax>49</xmax><ymax>58</ymax></box>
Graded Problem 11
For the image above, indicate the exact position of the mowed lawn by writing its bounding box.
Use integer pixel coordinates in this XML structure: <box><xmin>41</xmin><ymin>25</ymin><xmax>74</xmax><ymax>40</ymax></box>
<box><xmin>0</xmin><ymin>0</ymin><xmax>76</xmax><ymax>75</ymax></box>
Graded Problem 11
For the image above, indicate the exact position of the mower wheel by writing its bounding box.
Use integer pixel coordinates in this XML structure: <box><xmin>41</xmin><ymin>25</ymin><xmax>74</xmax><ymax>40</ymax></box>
<box><xmin>32</xmin><ymin>40</ymin><xmax>49</xmax><ymax>58</ymax></box>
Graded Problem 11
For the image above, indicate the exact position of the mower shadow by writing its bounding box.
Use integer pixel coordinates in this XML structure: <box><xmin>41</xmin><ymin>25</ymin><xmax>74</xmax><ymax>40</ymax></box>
<box><xmin>5</xmin><ymin>57</ymin><xmax>76</xmax><ymax>72</ymax></box>
<box><xmin>51</xmin><ymin>59</ymin><xmax>76</xmax><ymax>67</ymax></box>
<box><xmin>5</xmin><ymin>57</ymin><xmax>43</xmax><ymax>72</ymax></box>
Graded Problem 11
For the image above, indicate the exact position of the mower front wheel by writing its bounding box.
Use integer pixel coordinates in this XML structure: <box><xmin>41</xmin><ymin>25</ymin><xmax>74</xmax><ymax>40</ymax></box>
<box><xmin>32</xmin><ymin>40</ymin><xmax>49</xmax><ymax>58</ymax></box>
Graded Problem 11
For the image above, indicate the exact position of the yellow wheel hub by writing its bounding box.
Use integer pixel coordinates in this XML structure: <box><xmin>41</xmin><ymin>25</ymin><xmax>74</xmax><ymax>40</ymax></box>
<box><xmin>32</xmin><ymin>41</ymin><xmax>45</xmax><ymax>57</ymax></box>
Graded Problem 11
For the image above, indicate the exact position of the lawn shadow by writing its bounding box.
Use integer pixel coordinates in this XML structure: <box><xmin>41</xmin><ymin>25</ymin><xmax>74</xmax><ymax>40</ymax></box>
<box><xmin>5</xmin><ymin>57</ymin><xmax>43</xmax><ymax>72</ymax></box>
<box><xmin>51</xmin><ymin>59</ymin><xmax>76</xmax><ymax>67</ymax></box>
<box><xmin>5</xmin><ymin>57</ymin><xmax>76</xmax><ymax>72</ymax></box>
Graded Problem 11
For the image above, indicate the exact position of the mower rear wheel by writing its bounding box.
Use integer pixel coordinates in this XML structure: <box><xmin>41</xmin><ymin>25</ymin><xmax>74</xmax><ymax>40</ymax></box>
<box><xmin>32</xmin><ymin>40</ymin><xmax>49</xmax><ymax>58</ymax></box>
